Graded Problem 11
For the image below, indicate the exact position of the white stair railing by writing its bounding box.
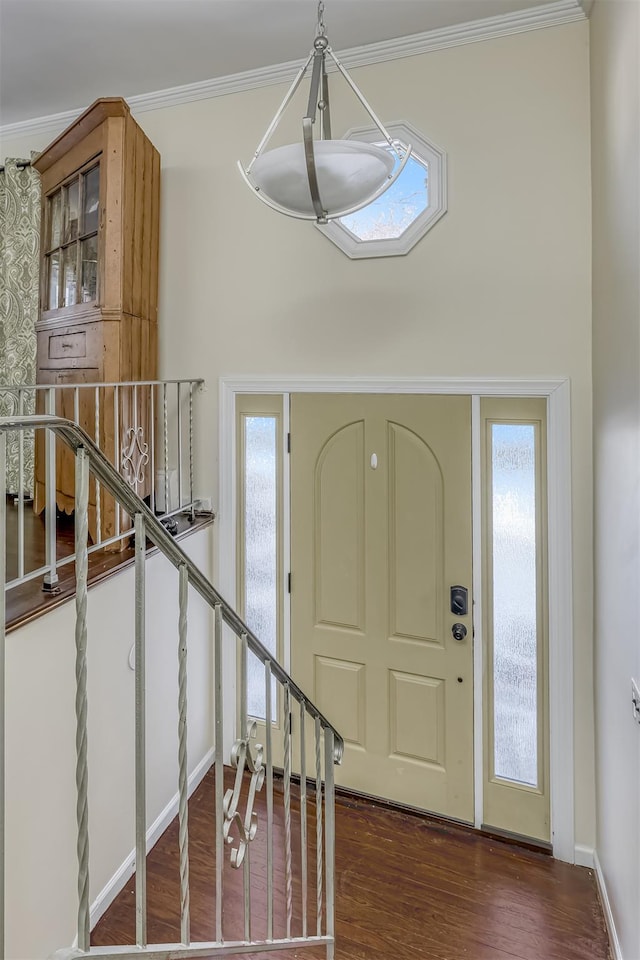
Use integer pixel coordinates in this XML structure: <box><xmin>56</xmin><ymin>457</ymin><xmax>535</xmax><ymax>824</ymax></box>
<box><xmin>0</xmin><ymin>416</ymin><xmax>343</xmax><ymax>960</ymax></box>
<box><xmin>0</xmin><ymin>379</ymin><xmax>204</xmax><ymax>597</ymax></box>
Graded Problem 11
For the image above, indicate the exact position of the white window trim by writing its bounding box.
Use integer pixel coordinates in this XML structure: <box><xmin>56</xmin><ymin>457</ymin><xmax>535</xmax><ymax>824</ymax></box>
<box><xmin>218</xmin><ymin>375</ymin><xmax>574</xmax><ymax>864</ymax></box>
<box><xmin>316</xmin><ymin>120</ymin><xmax>447</xmax><ymax>259</ymax></box>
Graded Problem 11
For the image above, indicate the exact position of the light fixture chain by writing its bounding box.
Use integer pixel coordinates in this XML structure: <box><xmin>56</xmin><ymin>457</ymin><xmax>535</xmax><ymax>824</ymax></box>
<box><xmin>316</xmin><ymin>0</ymin><xmax>326</xmax><ymax>37</ymax></box>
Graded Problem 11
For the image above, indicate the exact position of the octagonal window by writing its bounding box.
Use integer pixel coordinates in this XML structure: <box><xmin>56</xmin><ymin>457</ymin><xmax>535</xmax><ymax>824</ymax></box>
<box><xmin>317</xmin><ymin>121</ymin><xmax>447</xmax><ymax>259</ymax></box>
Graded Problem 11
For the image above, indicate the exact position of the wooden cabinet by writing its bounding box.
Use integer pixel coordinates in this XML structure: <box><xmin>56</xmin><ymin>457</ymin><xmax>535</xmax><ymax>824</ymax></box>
<box><xmin>33</xmin><ymin>98</ymin><xmax>160</xmax><ymax>542</ymax></box>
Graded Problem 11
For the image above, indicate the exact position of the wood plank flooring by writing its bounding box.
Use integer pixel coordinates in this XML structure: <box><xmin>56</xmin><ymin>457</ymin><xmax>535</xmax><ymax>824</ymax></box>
<box><xmin>92</xmin><ymin>768</ymin><xmax>610</xmax><ymax>960</ymax></box>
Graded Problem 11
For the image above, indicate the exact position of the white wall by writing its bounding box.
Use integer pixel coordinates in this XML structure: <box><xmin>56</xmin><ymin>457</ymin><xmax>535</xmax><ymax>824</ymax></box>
<box><xmin>1</xmin><ymin>21</ymin><xmax>595</xmax><ymax>850</ymax></box>
<box><xmin>5</xmin><ymin>527</ymin><xmax>214</xmax><ymax>960</ymax></box>
<box><xmin>590</xmin><ymin>1</ymin><xmax>640</xmax><ymax>957</ymax></box>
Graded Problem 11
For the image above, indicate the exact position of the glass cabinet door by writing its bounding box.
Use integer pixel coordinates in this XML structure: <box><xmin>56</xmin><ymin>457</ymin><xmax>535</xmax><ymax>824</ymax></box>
<box><xmin>44</xmin><ymin>162</ymin><xmax>100</xmax><ymax>311</ymax></box>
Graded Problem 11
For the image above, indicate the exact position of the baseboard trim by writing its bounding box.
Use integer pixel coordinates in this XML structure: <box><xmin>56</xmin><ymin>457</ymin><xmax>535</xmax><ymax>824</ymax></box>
<box><xmin>574</xmin><ymin>843</ymin><xmax>595</xmax><ymax>868</ymax></box>
<box><xmin>594</xmin><ymin>850</ymin><xmax>623</xmax><ymax>960</ymax></box>
<box><xmin>88</xmin><ymin>746</ymin><xmax>214</xmax><ymax>929</ymax></box>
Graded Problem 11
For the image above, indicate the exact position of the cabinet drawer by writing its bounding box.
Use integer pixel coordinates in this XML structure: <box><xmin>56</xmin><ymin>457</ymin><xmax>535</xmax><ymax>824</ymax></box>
<box><xmin>37</xmin><ymin>368</ymin><xmax>101</xmax><ymax>387</ymax></box>
<box><xmin>37</xmin><ymin>321</ymin><xmax>103</xmax><ymax>372</ymax></box>
<box><xmin>48</xmin><ymin>331</ymin><xmax>87</xmax><ymax>359</ymax></box>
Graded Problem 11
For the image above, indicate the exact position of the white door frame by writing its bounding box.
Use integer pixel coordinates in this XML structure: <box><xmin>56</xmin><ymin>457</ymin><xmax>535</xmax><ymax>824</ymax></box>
<box><xmin>219</xmin><ymin>375</ymin><xmax>574</xmax><ymax>863</ymax></box>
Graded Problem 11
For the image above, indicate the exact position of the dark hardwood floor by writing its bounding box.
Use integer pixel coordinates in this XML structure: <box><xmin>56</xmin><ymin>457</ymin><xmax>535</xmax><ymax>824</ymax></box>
<box><xmin>92</xmin><ymin>768</ymin><xmax>611</xmax><ymax>960</ymax></box>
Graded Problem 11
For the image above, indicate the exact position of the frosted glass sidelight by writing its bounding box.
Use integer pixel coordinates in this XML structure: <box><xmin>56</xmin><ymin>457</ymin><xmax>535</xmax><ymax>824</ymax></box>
<box><xmin>244</xmin><ymin>416</ymin><xmax>278</xmax><ymax>721</ymax></box>
<box><xmin>491</xmin><ymin>424</ymin><xmax>538</xmax><ymax>786</ymax></box>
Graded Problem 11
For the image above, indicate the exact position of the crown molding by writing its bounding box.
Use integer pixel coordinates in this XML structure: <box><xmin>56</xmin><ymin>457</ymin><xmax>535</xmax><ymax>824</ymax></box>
<box><xmin>0</xmin><ymin>0</ymin><xmax>585</xmax><ymax>143</ymax></box>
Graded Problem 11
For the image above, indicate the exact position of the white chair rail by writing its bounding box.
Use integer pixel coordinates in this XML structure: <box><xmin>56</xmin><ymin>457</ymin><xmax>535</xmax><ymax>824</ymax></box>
<box><xmin>0</xmin><ymin>416</ymin><xmax>343</xmax><ymax>960</ymax></box>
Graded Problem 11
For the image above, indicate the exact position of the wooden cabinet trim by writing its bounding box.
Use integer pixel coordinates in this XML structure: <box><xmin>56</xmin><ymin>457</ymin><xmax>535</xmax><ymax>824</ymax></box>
<box><xmin>38</xmin><ymin>125</ymin><xmax>104</xmax><ymax>196</ymax></box>
<box><xmin>33</xmin><ymin>98</ymin><xmax>130</xmax><ymax>176</ymax></box>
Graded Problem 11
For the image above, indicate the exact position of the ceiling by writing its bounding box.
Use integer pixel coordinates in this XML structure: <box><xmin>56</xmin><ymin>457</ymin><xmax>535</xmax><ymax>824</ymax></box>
<box><xmin>0</xmin><ymin>0</ymin><xmax>585</xmax><ymax>128</ymax></box>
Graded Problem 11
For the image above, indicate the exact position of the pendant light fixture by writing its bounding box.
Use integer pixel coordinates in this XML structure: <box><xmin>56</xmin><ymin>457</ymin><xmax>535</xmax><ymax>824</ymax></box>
<box><xmin>238</xmin><ymin>2</ymin><xmax>412</xmax><ymax>224</ymax></box>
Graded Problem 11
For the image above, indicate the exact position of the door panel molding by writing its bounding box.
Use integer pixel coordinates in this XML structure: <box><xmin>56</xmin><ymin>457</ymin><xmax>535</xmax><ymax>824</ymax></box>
<box><xmin>219</xmin><ymin>375</ymin><xmax>574</xmax><ymax>862</ymax></box>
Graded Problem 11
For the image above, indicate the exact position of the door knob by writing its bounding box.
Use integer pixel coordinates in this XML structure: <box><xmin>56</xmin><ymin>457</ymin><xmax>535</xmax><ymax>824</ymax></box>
<box><xmin>451</xmin><ymin>622</ymin><xmax>467</xmax><ymax>642</ymax></box>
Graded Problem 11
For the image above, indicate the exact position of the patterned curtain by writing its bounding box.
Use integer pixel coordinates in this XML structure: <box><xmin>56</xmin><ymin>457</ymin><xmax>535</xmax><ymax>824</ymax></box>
<box><xmin>0</xmin><ymin>158</ymin><xmax>40</xmax><ymax>495</ymax></box>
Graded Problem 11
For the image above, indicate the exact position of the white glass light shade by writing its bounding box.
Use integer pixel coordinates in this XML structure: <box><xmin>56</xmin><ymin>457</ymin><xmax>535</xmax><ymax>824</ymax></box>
<box><xmin>250</xmin><ymin>139</ymin><xmax>394</xmax><ymax>218</ymax></box>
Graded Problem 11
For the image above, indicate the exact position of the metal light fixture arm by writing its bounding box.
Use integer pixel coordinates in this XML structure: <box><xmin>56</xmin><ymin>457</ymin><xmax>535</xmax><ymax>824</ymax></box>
<box><xmin>237</xmin><ymin>2</ymin><xmax>413</xmax><ymax>223</ymax></box>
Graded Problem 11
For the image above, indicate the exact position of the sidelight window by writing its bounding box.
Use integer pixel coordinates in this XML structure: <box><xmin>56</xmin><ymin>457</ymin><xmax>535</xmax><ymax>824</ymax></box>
<box><xmin>481</xmin><ymin>397</ymin><xmax>549</xmax><ymax>842</ymax></box>
<box><xmin>236</xmin><ymin>395</ymin><xmax>284</xmax><ymax>722</ymax></box>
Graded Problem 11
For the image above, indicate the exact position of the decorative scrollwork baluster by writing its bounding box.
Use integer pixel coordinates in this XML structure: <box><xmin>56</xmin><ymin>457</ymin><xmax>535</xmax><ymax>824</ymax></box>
<box><xmin>122</xmin><ymin>426</ymin><xmax>149</xmax><ymax>488</ymax></box>
<box><xmin>223</xmin><ymin>721</ymin><xmax>265</xmax><ymax>868</ymax></box>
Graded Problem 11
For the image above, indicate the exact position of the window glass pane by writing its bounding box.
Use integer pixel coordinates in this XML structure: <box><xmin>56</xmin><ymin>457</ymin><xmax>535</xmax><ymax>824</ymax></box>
<box><xmin>63</xmin><ymin>243</ymin><xmax>78</xmax><ymax>306</ymax></box>
<box><xmin>244</xmin><ymin>416</ymin><xmax>277</xmax><ymax>721</ymax></box>
<box><xmin>339</xmin><ymin>147</ymin><xmax>428</xmax><ymax>241</ymax></box>
<box><xmin>492</xmin><ymin>423</ymin><xmax>538</xmax><ymax>786</ymax></box>
<box><xmin>83</xmin><ymin>166</ymin><xmax>100</xmax><ymax>235</ymax></box>
<box><xmin>49</xmin><ymin>190</ymin><xmax>62</xmax><ymax>250</ymax></box>
<box><xmin>64</xmin><ymin>179</ymin><xmax>79</xmax><ymax>243</ymax></box>
<box><xmin>47</xmin><ymin>252</ymin><xmax>59</xmax><ymax>309</ymax></box>
<box><xmin>81</xmin><ymin>236</ymin><xmax>98</xmax><ymax>302</ymax></box>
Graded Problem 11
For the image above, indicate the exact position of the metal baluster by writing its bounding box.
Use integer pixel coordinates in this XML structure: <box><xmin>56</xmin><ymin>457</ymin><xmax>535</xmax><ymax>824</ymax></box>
<box><xmin>133</xmin><ymin>383</ymin><xmax>139</xmax><ymax>497</ymax></box>
<box><xmin>43</xmin><ymin>387</ymin><xmax>59</xmax><ymax>591</ymax></box>
<box><xmin>114</xmin><ymin>386</ymin><xmax>121</xmax><ymax>538</ymax></box>
<box><xmin>134</xmin><ymin>513</ymin><xmax>147</xmax><ymax>947</ymax></box>
<box><xmin>74</xmin><ymin>446</ymin><xmax>91</xmax><ymax>951</ymax></box>
<box><xmin>300</xmin><ymin>701</ymin><xmax>308</xmax><ymax>939</ymax></box>
<box><xmin>189</xmin><ymin>381</ymin><xmax>194</xmax><ymax>520</ymax></box>
<box><xmin>283</xmin><ymin>683</ymin><xmax>293</xmax><ymax>939</ymax></box>
<box><xmin>265</xmin><ymin>662</ymin><xmax>274</xmax><ymax>942</ymax></box>
<box><xmin>73</xmin><ymin>387</ymin><xmax>80</xmax><ymax>426</ymax></box>
<box><xmin>177</xmin><ymin>382</ymin><xmax>183</xmax><ymax>509</ymax></box>
<box><xmin>324</xmin><ymin>729</ymin><xmax>336</xmax><ymax>960</ymax></box>
<box><xmin>0</xmin><ymin>432</ymin><xmax>6</xmax><ymax>960</ymax></box>
<box><xmin>240</xmin><ymin>632</ymin><xmax>248</xmax><ymax>739</ymax></box>
<box><xmin>178</xmin><ymin>564</ymin><xmax>191</xmax><ymax>945</ymax></box>
<box><xmin>17</xmin><ymin>389</ymin><xmax>24</xmax><ymax>580</ymax></box>
<box><xmin>315</xmin><ymin>715</ymin><xmax>323</xmax><ymax>937</ymax></box>
<box><xmin>150</xmin><ymin>385</ymin><xmax>156</xmax><ymax>516</ymax></box>
<box><xmin>94</xmin><ymin>388</ymin><xmax>101</xmax><ymax>544</ymax></box>
<box><xmin>240</xmin><ymin>633</ymin><xmax>251</xmax><ymax>942</ymax></box>
<box><xmin>214</xmin><ymin>603</ymin><xmax>224</xmax><ymax>943</ymax></box>
<box><xmin>163</xmin><ymin>383</ymin><xmax>169</xmax><ymax>513</ymax></box>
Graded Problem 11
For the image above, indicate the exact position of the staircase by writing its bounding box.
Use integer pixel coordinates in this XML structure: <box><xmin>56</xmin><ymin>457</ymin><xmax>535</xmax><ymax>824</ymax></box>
<box><xmin>0</xmin><ymin>415</ymin><xmax>343</xmax><ymax>960</ymax></box>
